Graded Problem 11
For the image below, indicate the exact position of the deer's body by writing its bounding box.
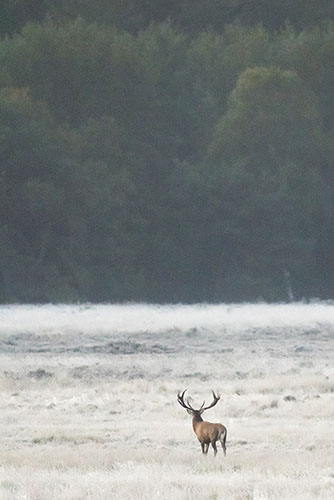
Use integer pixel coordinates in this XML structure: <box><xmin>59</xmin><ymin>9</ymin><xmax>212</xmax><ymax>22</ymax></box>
<box><xmin>177</xmin><ymin>390</ymin><xmax>227</xmax><ymax>456</ymax></box>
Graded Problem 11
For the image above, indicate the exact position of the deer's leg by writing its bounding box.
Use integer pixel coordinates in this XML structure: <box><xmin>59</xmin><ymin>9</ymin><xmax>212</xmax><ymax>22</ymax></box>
<box><xmin>212</xmin><ymin>441</ymin><xmax>218</xmax><ymax>456</ymax></box>
<box><xmin>220</xmin><ymin>430</ymin><xmax>227</xmax><ymax>456</ymax></box>
<box><xmin>200</xmin><ymin>442</ymin><xmax>205</xmax><ymax>454</ymax></box>
<box><xmin>204</xmin><ymin>443</ymin><xmax>209</xmax><ymax>454</ymax></box>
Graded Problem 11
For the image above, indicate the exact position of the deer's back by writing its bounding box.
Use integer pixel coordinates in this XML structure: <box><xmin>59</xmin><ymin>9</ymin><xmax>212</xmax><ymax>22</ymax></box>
<box><xmin>195</xmin><ymin>421</ymin><xmax>226</xmax><ymax>443</ymax></box>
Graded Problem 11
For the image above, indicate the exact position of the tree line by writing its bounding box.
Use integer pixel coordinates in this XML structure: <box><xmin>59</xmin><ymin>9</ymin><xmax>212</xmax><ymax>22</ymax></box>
<box><xmin>0</xmin><ymin>2</ymin><xmax>333</xmax><ymax>302</ymax></box>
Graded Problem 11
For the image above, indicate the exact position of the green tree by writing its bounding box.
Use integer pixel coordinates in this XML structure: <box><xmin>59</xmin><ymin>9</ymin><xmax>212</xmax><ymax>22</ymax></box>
<box><xmin>0</xmin><ymin>87</ymin><xmax>78</xmax><ymax>301</ymax></box>
<box><xmin>205</xmin><ymin>67</ymin><xmax>330</xmax><ymax>298</ymax></box>
<box><xmin>210</xmin><ymin>67</ymin><xmax>323</xmax><ymax>169</ymax></box>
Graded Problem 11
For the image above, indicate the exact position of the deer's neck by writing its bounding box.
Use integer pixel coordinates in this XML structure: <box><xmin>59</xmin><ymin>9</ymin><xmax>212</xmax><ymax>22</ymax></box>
<box><xmin>192</xmin><ymin>414</ymin><xmax>203</xmax><ymax>432</ymax></box>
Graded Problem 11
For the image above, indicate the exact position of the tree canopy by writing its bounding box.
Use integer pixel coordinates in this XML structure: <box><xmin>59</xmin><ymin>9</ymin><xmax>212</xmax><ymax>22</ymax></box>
<box><xmin>0</xmin><ymin>3</ymin><xmax>333</xmax><ymax>302</ymax></box>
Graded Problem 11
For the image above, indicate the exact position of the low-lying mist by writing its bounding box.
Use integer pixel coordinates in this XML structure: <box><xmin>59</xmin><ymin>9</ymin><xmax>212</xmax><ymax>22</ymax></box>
<box><xmin>1</xmin><ymin>301</ymin><xmax>333</xmax><ymax>336</ymax></box>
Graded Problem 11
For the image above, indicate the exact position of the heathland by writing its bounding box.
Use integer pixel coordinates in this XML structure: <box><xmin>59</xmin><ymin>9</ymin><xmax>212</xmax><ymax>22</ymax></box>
<box><xmin>0</xmin><ymin>303</ymin><xmax>333</xmax><ymax>499</ymax></box>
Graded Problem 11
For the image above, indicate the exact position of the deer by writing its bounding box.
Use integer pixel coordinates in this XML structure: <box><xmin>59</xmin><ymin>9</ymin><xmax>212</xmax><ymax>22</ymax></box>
<box><xmin>177</xmin><ymin>389</ymin><xmax>227</xmax><ymax>456</ymax></box>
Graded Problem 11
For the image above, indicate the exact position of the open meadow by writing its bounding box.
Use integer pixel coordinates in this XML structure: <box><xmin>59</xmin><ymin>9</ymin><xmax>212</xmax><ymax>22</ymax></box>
<box><xmin>0</xmin><ymin>303</ymin><xmax>333</xmax><ymax>499</ymax></box>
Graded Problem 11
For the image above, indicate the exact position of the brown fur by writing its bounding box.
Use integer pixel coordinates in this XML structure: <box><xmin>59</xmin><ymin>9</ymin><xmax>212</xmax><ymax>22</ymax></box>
<box><xmin>192</xmin><ymin>412</ymin><xmax>227</xmax><ymax>456</ymax></box>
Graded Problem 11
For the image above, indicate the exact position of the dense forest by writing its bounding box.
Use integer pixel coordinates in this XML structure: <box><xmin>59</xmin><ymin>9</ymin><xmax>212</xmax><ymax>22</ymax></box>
<box><xmin>0</xmin><ymin>0</ymin><xmax>333</xmax><ymax>303</ymax></box>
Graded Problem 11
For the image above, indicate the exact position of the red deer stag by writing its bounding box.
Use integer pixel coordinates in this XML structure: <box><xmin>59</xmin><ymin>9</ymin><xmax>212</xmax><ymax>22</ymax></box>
<box><xmin>177</xmin><ymin>389</ymin><xmax>227</xmax><ymax>456</ymax></box>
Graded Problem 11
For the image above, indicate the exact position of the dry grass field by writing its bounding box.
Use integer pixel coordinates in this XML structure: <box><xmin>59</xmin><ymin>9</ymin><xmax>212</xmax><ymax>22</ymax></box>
<box><xmin>0</xmin><ymin>303</ymin><xmax>333</xmax><ymax>499</ymax></box>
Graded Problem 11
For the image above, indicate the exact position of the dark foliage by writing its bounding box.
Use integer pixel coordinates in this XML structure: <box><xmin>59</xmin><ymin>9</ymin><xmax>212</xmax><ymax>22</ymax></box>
<box><xmin>0</xmin><ymin>4</ymin><xmax>333</xmax><ymax>302</ymax></box>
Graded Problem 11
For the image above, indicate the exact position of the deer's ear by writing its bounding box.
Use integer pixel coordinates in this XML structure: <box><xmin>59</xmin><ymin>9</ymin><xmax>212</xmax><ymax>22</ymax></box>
<box><xmin>199</xmin><ymin>409</ymin><xmax>204</xmax><ymax>415</ymax></box>
<box><xmin>187</xmin><ymin>409</ymin><xmax>193</xmax><ymax>415</ymax></box>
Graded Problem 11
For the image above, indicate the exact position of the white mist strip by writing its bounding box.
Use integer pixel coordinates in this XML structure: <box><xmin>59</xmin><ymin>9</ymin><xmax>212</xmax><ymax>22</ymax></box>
<box><xmin>0</xmin><ymin>302</ymin><xmax>333</xmax><ymax>336</ymax></box>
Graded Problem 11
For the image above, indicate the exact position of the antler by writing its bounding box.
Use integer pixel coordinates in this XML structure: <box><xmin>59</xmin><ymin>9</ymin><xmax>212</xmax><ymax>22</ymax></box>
<box><xmin>178</xmin><ymin>390</ymin><xmax>220</xmax><ymax>412</ymax></box>
<box><xmin>177</xmin><ymin>389</ymin><xmax>196</xmax><ymax>411</ymax></box>
<box><xmin>199</xmin><ymin>391</ymin><xmax>220</xmax><ymax>412</ymax></box>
